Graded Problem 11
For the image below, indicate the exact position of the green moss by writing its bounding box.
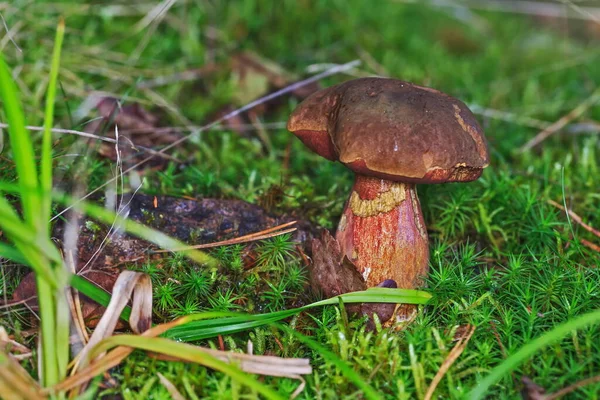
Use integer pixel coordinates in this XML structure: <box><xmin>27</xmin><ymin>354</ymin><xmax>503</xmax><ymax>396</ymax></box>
<box><xmin>2</xmin><ymin>0</ymin><xmax>600</xmax><ymax>398</ymax></box>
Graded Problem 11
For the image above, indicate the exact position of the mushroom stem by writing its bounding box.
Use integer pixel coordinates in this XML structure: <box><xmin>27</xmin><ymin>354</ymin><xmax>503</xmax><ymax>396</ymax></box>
<box><xmin>335</xmin><ymin>175</ymin><xmax>429</xmax><ymax>289</ymax></box>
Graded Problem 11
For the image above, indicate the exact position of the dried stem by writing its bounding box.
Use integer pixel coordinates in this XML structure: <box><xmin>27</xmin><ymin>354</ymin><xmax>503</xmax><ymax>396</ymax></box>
<box><xmin>424</xmin><ymin>325</ymin><xmax>476</xmax><ymax>400</ymax></box>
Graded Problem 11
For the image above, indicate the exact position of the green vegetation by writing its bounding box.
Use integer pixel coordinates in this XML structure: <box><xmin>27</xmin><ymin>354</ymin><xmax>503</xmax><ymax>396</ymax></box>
<box><xmin>1</xmin><ymin>0</ymin><xmax>600</xmax><ymax>398</ymax></box>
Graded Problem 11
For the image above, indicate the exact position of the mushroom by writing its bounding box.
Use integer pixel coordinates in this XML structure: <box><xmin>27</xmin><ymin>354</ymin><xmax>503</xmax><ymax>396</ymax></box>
<box><xmin>287</xmin><ymin>77</ymin><xmax>489</xmax><ymax>307</ymax></box>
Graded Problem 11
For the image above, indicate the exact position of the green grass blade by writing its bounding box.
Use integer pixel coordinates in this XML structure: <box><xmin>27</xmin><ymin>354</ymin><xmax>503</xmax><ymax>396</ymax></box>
<box><xmin>164</xmin><ymin>311</ymin><xmax>299</xmax><ymax>341</ymax></box>
<box><xmin>165</xmin><ymin>288</ymin><xmax>431</xmax><ymax>341</ymax></box>
<box><xmin>0</xmin><ymin>51</ymin><xmax>40</xmax><ymax>225</ymax></box>
<box><xmin>36</xmin><ymin>276</ymin><xmax>57</xmax><ymax>387</ymax></box>
<box><xmin>40</xmin><ymin>18</ymin><xmax>65</xmax><ymax>233</ymax></box>
<box><xmin>42</xmin><ymin>20</ymin><xmax>68</xmax><ymax>383</ymax></box>
<box><xmin>467</xmin><ymin>308</ymin><xmax>600</xmax><ymax>399</ymax></box>
<box><xmin>0</xmin><ymin>199</ymin><xmax>58</xmax><ymax>285</ymax></box>
<box><xmin>0</xmin><ymin>242</ymin><xmax>27</xmax><ymax>265</ymax></box>
<box><xmin>309</xmin><ymin>287</ymin><xmax>432</xmax><ymax>307</ymax></box>
<box><xmin>90</xmin><ymin>336</ymin><xmax>285</xmax><ymax>400</ymax></box>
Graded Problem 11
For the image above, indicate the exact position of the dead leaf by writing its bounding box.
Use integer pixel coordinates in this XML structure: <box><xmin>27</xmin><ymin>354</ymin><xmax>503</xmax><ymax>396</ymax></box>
<box><xmin>310</xmin><ymin>230</ymin><xmax>366</xmax><ymax>298</ymax></box>
<box><xmin>0</xmin><ymin>326</ymin><xmax>31</xmax><ymax>360</ymax></box>
<box><xmin>0</xmin><ymin>347</ymin><xmax>43</xmax><ymax>400</ymax></box>
<box><xmin>230</xmin><ymin>51</ymin><xmax>320</xmax><ymax>104</ymax></box>
<box><xmin>436</xmin><ymin>27</ymin><xmax>480</xmax><ymax>54</ymax></box>
<box><xmin>310</xmin><ymin>231</ymin><xmax>398</xmax><ymax>325</ymax></box>
<box><xmin>53</xmin><ymin>317</ymin><xmax>312</xmax><ymax>395</ymax></box>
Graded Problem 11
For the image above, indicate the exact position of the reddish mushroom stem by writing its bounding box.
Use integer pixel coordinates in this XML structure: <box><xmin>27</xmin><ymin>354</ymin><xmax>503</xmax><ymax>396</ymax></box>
<box><xmin>335</xmin><ymin>175</ymin><xmax>429</xmax><ymax>289</ymax></box>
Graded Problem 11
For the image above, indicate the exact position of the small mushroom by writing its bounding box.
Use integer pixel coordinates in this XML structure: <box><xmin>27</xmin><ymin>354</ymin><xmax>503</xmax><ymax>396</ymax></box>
<box><xmin>288</xmin><ymin>77</ymin><xmax>489</xmax><ymax>314</ymax></box>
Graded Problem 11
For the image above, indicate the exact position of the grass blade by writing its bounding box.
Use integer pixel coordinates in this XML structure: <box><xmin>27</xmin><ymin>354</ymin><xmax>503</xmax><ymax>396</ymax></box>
<box><xmin>0</xmin><ymin>48</ymin><xmax>40</xmax><ymax>225</ymax></box>
<box><xmin>274</xmin><ymin>322</ymin><xmax>382</xmax><ymax>400</ymax></box>
<box><xmin>40</xmin><ymin>18</ymin><xmax>65</xmax><ymax>232</ymax></box>
<box><xmin>89</xmin><ymin>336</ymin><xmax>285</xmax><ymax>400</ymax></box>
<box><xmin>70</xmin><ymin>274</ymin><xmax>132</xmax><ymax>321</ymax></box>
<box><xmin>165</xmin><ymin>288</ymin><xmax>431</xmax><ymax>341</ymax></box>
<box><xmin>0</xmin><ymin>242</ymin><xmax>27</xmax><ymax>265</ymax></box>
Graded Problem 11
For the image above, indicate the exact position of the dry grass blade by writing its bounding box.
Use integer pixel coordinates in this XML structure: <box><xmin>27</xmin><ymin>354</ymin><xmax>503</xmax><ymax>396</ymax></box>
<box><xmin>55</xmin><ymin>319</ymin><xmax>185</xmax><ymax>392</ymax></box>
<box><xmin>123</xmin><ymin>121</ymin><xmax>289</xmax><ymax>135</ymax></box>
<box><xmin>64</xmin><ymin>248</ymin><xmax>89</xmax><ymax>356</ymax></box>
<box><xmin>154</xmin><ymin>221</ymin><xmax>298</xmax><ymax>253</ymax></box>
<box><xmin>547</xmin><ymin>199</ymin><xmax>600</xmax><ymax>238</ymax></box>
<box><xmin>0</xmin><ymin>350</ymin><xmax>43</xmax><ymax>400</ymax></box>
<box><xmin>0</xmin><ymin>123</ymin><xmax>115</xmax><ymax>143</ymax></box>
<box><xmin>519</xmin><ymin>86</ymin><xmax>600</xmax><ymax>152</ymax></box>
<box><xmin>52</xmin><ymin>314</ymin><xmax>311</xmax><ymax>393</ymax></box>
<box><xmin>561</xmin><ymin>0</ymin><xmax>600</xmax><ymax>24</ymax></box>
<box><xmin>0</xmin><ymin>327</ymin><xmax>31</xmax><ymax>360</ymax></box>
<box><xmin>290</xmin><ymin>376</ymin><xmax>307</xmax><ymax>400</ymax></box>
<box><xmin>0</xmin><ymin>123</ymin><xmax>181</xmax><ymax>163</ymax></box>
<box><xmin>469</xmin><ymin>105</ymin><xmax>552</xmax><ymax>130</ymax></box>
<box><xmin>73</xmin><ymin>271</ymin><xmax>152</xmax><ymax>372</ymax></box>
<box><xmin>140</xmin><ymin>341</ymin><xmax>312</xmax><ymax>377</ymax></box>
<box><xmin>157</xmin><ymin>372</ymin><xmax>185</xmax><ymax>400</ymax></box>
<box><xmin>424</xmin><ymin>325</ymin><xmax>476</xmax><ymax>400</ymax></box>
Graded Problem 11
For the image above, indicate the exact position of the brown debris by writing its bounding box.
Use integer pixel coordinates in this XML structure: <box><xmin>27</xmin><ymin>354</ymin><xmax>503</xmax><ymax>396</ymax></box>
<box><xmin>230</xmin><ymin>51</ymin><xmax>320</xmax><ymax>105</ymax></box>
<box><xmin>12</xmin><ymin>195</ymin><xmax>317</xmax><ymax>328</ymax></box>
<box><xmin>309</xmin><ymin>230</ymin><xmax>398</xmax><ymax>325</ymax></box>
<box><xmin>310</xmin><ymin>230</ymin><xmax>366</xmax><ymax>299</ymax></box>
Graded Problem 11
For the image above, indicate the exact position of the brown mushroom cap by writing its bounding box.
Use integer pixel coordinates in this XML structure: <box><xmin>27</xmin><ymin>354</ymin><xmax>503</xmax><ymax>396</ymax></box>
<box><xmin>287</xmin><ymin>77</ymin><xmax>489</xmax><ymax>183</ymax></box>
